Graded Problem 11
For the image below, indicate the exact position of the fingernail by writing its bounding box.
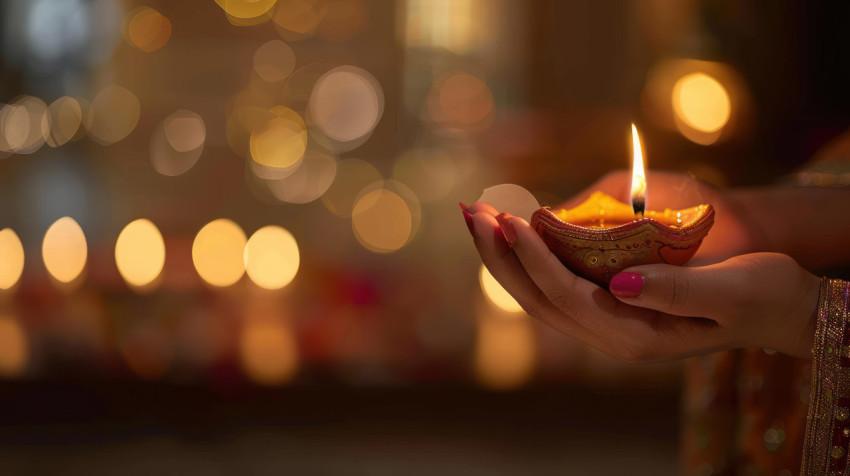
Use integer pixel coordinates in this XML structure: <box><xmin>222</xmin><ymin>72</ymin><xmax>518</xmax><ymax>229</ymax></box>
<box><xmin>462</xmin><ymin>210</ymin><xmax>475</xmax><ymax>236</ymax></box>
<box><xmin>495</xmin><ymin>213</ymin><xmax>517</xmax><ymax>245</ymax></box>
<box><xmin>609</xmin><ymin>272</ymin><xmax>644</xmax><ymax>298</ymax></box>
<box><xmin>459</xmin><ymin>202</ymin><xmax>469</xmax><ymax>211</ymax></box>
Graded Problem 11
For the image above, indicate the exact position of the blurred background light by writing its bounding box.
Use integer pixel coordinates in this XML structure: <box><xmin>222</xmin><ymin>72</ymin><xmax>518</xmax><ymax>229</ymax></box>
<box><xmin>150</xmin><ymin>109</ymin><xmax>206</xmax><ymax>176</ymax></box>
<box><xmin>1</xmin><ymin>96</ymin><xmax>48</xmax><ymax>155</ymax></box>
<box><xmin>352</xmin><ymin>189</ymin><xmax>413</xmax><ymax>253</ymax></box>
<box><xmin>244</xmin><ymin>226</ymin><xmax>300</xmax><ymax>290</ymax></box>
<box><xmin>392</xmin><ymin>147</ymin><xmax>458</xmax><ymax>203</ymax></box>
<box><xmin>253</xmin><ymin>40</ymin><xmax>297</xmax><ymax>83</ymax></box>
<box><xmin>429</xmin><ymin>72</ymin><xmax>494</xmax><ymax>131</ymax></box>
<box><xmin>265</xmin><ymin>149</ymin><xmax>338</xmax><ymax>203</ymax></box>
<box><xmin>115</xmin><ymin>219</ymin><xmax>165</xmax><ymax>289</ymax></box>
<box><xmin>85</xmin><ymin>85</ymin><xmax>140</xmax><ymax>145</ymax></box>
<box><xmin>309</xmin><ymin>66</ymin><xmax>384</xmax><ymax>145</ymax></box>
<box><xmin>316</xmin><ymin>0</ymin><xmax>368</xmax><ymax>41</ymax></box>
<box><xmin>479</xmin><ymin>264</ymin><xmax>523</xmax><ymax>313</ymax></box>
<box><xmin>42</xmin><ymin>216</ymin><xmax>87</xmax><ymax>284</ymax></box>
<box><xmin>192</xmin><ymin>219</ymin><xmax>247</xmax><ymax>288</ymax></box>
<box><xmin>120</xmin><ymin>321</ymin><xmax>172</xmax><ymax>380</ymax></box>
<box><xmin>0</xmin><ymin>317</ymin><xmax>28</xmax><ymax>377</ymax></box>
<box><xmin>672</xmin><ymin>72</ymin><xmax>731</xmax><ymax>134</ymax></box>
<box><xmin>249</xmin><ymin>107</ymin><xmax>307</xmax><ymax>168</ymax></box>
<box><xmin>271</xmin><ymin>0</ymin><xmax>324</xmax><ymax>41</ymax></box>
<box><xmin>474</xmin><ymin>315</ymin><xmax>536</xmax><ymax>390</ymax></box>
<box><xmin>123</xmin><ymin>6</ymin><xmax>171</xmax><ymax>53</ymax></box>
<box><xmin>240</xmin><ymin>315</ymin><xmax>298</xmax><ymax>385</ymax></box>
<box><xmin>404</xmin><ymin>0</ymin><xmax>482</xmax><ymax>54</ymax></box>
<box><xmin>321</xmin><ymin>157</ymin><xmax>381</xmax><ymax>217</ymax></box>
<box><xmin>215</xmin><ymin>0</ymin><xmax>277</xmax><ymax>20</ymax></box>
<box><xmin>43</xmin><ymin>97</ymin><xmax>83</xmax><ymax>148</ymax></box>
<box><xmin>25</xmin><ymin>0</ymin><xmax>88</xmax><ymax>64</ymax></box>
<box><xmin>0</xmin><ymin>229</ymin><xmax>25</xmax><ymax>291</ymax></box>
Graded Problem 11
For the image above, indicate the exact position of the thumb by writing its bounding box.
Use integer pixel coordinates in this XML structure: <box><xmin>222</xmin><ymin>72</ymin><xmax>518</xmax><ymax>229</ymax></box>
<box><xmin>608</xmin><ymin>264</ymin><xmax>737</xmax><ymax>318</ymax></box>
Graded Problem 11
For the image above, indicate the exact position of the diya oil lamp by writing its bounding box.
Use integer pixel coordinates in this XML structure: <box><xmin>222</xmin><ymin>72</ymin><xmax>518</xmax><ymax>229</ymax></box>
<box><xmin>530</xmin><ymin>124</ymin><xmax>715</xmax><ymax>286</ymax></box>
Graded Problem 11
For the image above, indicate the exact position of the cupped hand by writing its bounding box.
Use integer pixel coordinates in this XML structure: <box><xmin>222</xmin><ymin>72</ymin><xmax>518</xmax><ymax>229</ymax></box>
<box><xmin>462</xmin><ymin>203</ymin><xmax>820</xmax><ymax>361</ymax></box>
<box><xmin>558</xmin><ymin>171</ymin><xmax>763</xmax><ymax>265</ymax></box>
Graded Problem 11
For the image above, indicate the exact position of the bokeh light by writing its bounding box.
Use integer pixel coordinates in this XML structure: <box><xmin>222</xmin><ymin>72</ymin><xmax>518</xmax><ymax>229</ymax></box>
<box><xmin>151</xmin><ymin>110</ymin><xmax>206</xmax><ymax>176</ymax></box>
<box><xmin>0</xmin><ymin>96</ymin><xmax>48</xmax><ymax>154</ymax></box>
<box><xmin>474</xmin><ymin>316</ymin><xmax>536</xmax><ymax>390</ymax></box>
<box><xmin>673</xmin><ymin>72</ymin><xmax>731</xmax><ymax>134</ymax></box>
<box><xmin>322</xmin><ymin>158</ymin><xmax>381</xmax><ymax>217</ymax></box>
<box><xmin>0</xmin><ymin>317</ymin><xmax>28</xmax><ymax>377</ymax></box>
<box><xmin>271</xmin><ymin>0</ymin><xmax>324</xmax><ymax>40</ymax></box>
<box><xmin>240</xmin><ymin>316</ymin><xmax>298</xmax><ymax>385</ymax></box>
<box><xmin>244</xmin><ymin>226</ymin><xmax>300</xmax><ymax>290</ymax></box>
<box><xmin>429</xmin><ymin>72</ymin><xmax>494</xmax><ymax>130</ymax></box>
<box><xmin>476</xmin><ymin>184</ymin><xmax>540</xmax><ymax>222</ymax></box>
<box><xmin>309</xmin><ymin>66</ymin><xmax>384</xmax><ymax>145</ymax></box>
<box><xmin>42</xmin><ymin>217</ymin><xmax>87</xmax><ymax>284</ymax></box>
<box><xmin>120</xmin><ymin>321</ymin><xmax>172</xmax><ymax>379</ymax></box>
<box><xmin>215</xmin><ymin>0</ymin><xmax>277</xmax><ymax>20</ymax></box>
<box><xmin>253</xmin><ymin>40</ymin><xmax>297</xmax><ymax>83</ymax></box>
<box><xmin>86</xmin><ymin>85</ymin><xmax>141</xmax><ymax>145</ymax></box>
<box><xmin>352</xmin><ymin>189</ymin><xmax>413</xmax><ymax>253</ymax></box>
<box><xmin>42</xmin><ymin>96</ymin><xmax>83</xmax><ymax>147</ymax></box>
<box><xmin>266</xmin><ymin>149</ymin><xmax>338</xmax><ymax>203</ymax></box>
<box><xmin>192</xmin><ymin>219</ymin><xmax>247</xmax><ymax>287</ymax></box>
<box><xmin>0</xmin><ymin>229</ymin><xmax>25</xmax><ymax>290</ymax></box>
<box><xmin>249</xmin><ymin>107</ymin><xmax>307</xmax><ymax>168</ymax></box>
<box><xmin>479</xmin><ymin>264</ymin><xmax>523</xmax><ymax>313</ymax></box>
<box><xmin>124</xmin><ymin>6</ymin><xmax>172</xmax><ymax>53</ymax></box>
<box><xmin>115</xmin><ymin>219</ymin><xmax>166</xmax><ymax>289</ymax></box>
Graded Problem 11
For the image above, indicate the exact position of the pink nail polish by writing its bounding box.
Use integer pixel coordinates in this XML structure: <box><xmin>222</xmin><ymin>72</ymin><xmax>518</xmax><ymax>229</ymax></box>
<box><xmin>494</xmin><ymin>213</ymin><xmax>517</xmax><ymax>245</ymax></box>
<box><xmin>609</xmin><ymin>272</ymin><xmax>643</xmax><ymax>298</ymax></box>
<box><xmin>459</xmin><ymin>202</ymin><xmax>469</xmax><ymax>211</ymax></box>
<box><xmin>462</xmin><ymin>210</ymin><xmax>475</xmax><ymax>236</ymax></box>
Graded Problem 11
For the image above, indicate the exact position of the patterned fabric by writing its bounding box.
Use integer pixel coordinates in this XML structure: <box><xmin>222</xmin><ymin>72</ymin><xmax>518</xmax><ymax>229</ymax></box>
<box><xmin>681</xmin><ymin>279</ymin><xmax>850</xmax><ymax>476</ymax></box>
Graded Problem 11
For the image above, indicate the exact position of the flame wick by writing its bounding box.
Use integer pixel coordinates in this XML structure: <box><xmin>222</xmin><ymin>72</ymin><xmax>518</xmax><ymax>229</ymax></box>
<box><xmin>630</xmin><ymin>123</ymin><xmax>647</xmax><ymax>217</ymax></box>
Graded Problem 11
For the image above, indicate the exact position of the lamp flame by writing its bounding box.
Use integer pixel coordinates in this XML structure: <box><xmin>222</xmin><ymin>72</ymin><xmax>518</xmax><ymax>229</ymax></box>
<box><xmin>630</xmin><ymin>123</ymin><xmax>646</xmax><ymax>217</ymax></box>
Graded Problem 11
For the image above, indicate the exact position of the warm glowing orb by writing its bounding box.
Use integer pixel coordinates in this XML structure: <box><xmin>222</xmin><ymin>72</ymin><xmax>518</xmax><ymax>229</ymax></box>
<box><xmin>479</xmin><ymin>264</ymin><xmax>523</xmax><ymax>313</ymax></box>
<box><xmin>672</xmin><ymin>72</ymin><xmax>731</xmax><ymax>133</ymax></box>
<box><xmin>352</xmin><ymin>189</ymin><xmax>413</xmax><ymax>253</ymax></box>
<box><xmin>0</xmin><ymin>317</ymin><xmax>27</xmax><ymax>377</ymax></box>
<box><xmin>240</xmin><ymin>319</ymin><xmax>298</xmax><ymax>385</ymax></box>
<box><xmin>192</xmin><ymin>219</ymin><xmax>247</xmax><ymax>287</ymax></box>
<box><xmin>115</xmin><ymin>219</ymin><xmax>166</xmax><ymax>288</ymax></box>
<box><xmin>42</xmin><ymin>217</ymin><xmax>87</xmax><ymax>283</ymax></box>
<box><xmin>244</xmin><ymin>226</ymin><xmax>300</xmax><ymax>290</ymax></box>
<box><xmin>0</xmin><ymin>229</ymin><xmax>24</xmax><ymax>290</ymax></box>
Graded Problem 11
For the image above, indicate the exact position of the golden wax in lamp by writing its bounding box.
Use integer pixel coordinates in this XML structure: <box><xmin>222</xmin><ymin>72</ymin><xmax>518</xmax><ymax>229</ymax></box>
<box><xmin>530</xmin><ymin>124</ymin><xmax>715</xmax><ymax>286</ymax></box>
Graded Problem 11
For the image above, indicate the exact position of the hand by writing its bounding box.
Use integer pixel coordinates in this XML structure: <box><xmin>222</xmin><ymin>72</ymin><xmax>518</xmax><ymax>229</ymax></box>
<box><xmin>462</xmin><ymin>203</ymin><xmax>821</xmax><ymax>361</ymax></box>
<box><xmin>558</xmin><ymin>171</ymin><xmax>763</xmax><ymax>265</ymax></box>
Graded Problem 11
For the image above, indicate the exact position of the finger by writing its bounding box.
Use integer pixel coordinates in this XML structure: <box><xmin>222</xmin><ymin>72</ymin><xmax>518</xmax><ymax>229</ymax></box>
<box><xmin>464</xmin><ymin>201</ymin><xmax>499</xmax><ymax>216</ymax></box>
<box><xmin>500</xmin><ymin>213</ymin><xmax>723</xmax><ymax>359</ymax></box>
<box><xmin>608</xmin><ymin>263</ymin><xmax>743</xmax><ymax>319</ymax></box>
<box><xmin>470</xmin><ymin>212</ymin><xmax>599</xmax><ymax>342</ymax></box>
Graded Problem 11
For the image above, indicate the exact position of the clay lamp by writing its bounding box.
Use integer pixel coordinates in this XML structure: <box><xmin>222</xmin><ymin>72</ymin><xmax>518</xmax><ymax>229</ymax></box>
<box><xmin>530</xmin><ymin>125</ymin><xmax>715</xmax><ymax>286</ymax></box>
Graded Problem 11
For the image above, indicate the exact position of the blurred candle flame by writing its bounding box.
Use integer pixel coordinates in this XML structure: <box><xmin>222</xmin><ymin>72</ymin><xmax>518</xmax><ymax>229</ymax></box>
<box><xmin>630</xmin><ymin>123</ymin><xmax>646</xmax><ymax>216</ymax></box>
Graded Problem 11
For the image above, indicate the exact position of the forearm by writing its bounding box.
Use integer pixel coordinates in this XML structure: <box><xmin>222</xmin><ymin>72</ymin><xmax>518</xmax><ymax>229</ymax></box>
<box><xmin>727</xmin><ymin>186</ymin><xmax>850</xmax><ymax>270</ymax></box>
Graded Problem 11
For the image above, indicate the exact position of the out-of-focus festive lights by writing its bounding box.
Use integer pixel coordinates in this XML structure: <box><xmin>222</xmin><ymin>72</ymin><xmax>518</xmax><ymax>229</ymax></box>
<box><xmin>42</xmin><ymin>217</ymin><xmax>87</xmax><ymax>284</ymax></box>
<box><xmin>43</xmin><ymin>97</ymin><xmax>83</xmax><ymax>147</ymax></box>
<box><xmin>0</xmin><ymin>96</ymin><xmax>48</xmax><ymax>154</ymax></box>
<box><xmin>115</xmin><ymin>219</ymin><xmax>166</xmax><ymax>289</ymax></box>
<box><xmin>352</xmin><ymin>189</ymin><xmax>413</xmax><ymax>253</ymax></box>
<box><xmin>474</xmin><ymin>316</ymin><xmax>536</xmax><ymax>390</ymax></box>
<box><xmin>192</xmin><ymin>219</ymin><xmax>247</xmax><ymax>287</ymax></box>
<box><xmin>479</xmin><ymin>264</ymin><xmax>523</xmax><ymax>313</ymax></box>
<box><xmin>253</xmin><ymin>40</ymin><xmax>297</xmax><ymax>83</ymax></box>
<box><xmin>151</xmin><ymin>110</ymin><xmax>206</xmax><ymax>176</ymax></box>
<box><xmin>265</xmin><ymin>149</ymin><xmax>338</xmax><ymax>204</ymax></box>
<box><xmin>124</xmin><ymin>6</ymin><xmax>172</xmax><ymax>53</ymax></box>
<box><xmin>0</xmin><ymin>317</ymin><xmax>27</xmax><ymax>377</ymax></box>
<box><xmin>215</xmin><ymin>0</ymin><xmax>277</xmax><ymax>20</ymax></box>
<box><xmin>309</xmin><ymin>66</ymin><xmax>384</xmax><ymax>146</ymax></box>
<box><xmin>240</xmin><ymin>317</ymin><xmax>298</xmax><ymax>385</ymax></box>
<box><xmin>673</xmin><ymin>72</ymin><xmax>731</xmax><ymax>134</ymax></box>
<box><xmin>86</xmin><ymin>85</ymin><xmax>140</xmax><ymax>145</ymax></box>
<box><xmin>476</xmin><ymin>184</ymin><xmax>540</xmax><ymax>222</ymax></box>
<box><xmin>322</xmin><ymin>158</ymin><xmax>381</xmax><ymax>217</ymax></box>
<box><xmin>250</xmin><ymin>107</ymin><xmax>307</xmax><ymax>168</ymax></box>
<box><xmin>0</xmin><ymin>229</ymin><xmax>25</xmax><ymax>290</ymax></box>
<box><xmin>271</xmin><ymin>0</ymin><xmax>324</xmax><ymax>40</ymax></box>
<box><xmin>244</xmin><ymin>226</ymin><xmax>300</xmax><ymax>290</ymax></box>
